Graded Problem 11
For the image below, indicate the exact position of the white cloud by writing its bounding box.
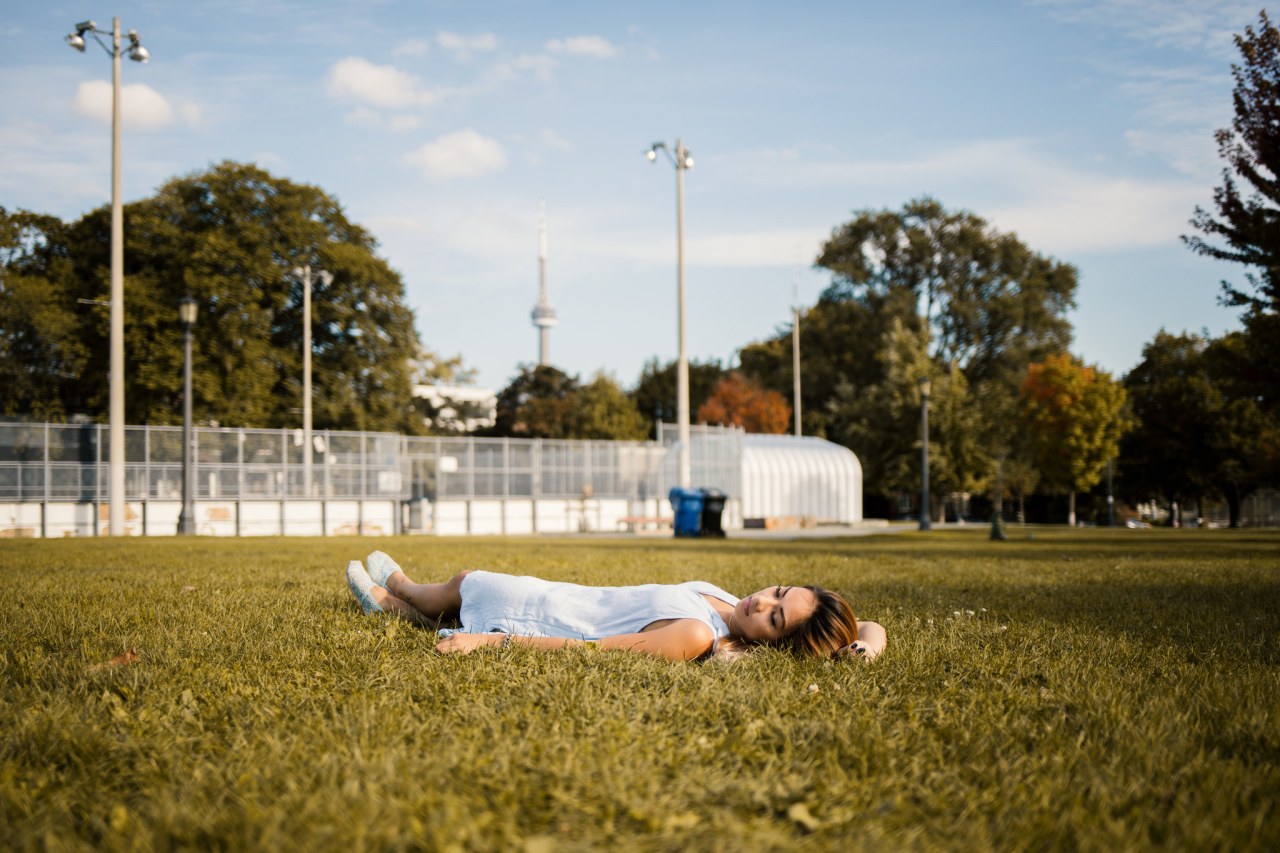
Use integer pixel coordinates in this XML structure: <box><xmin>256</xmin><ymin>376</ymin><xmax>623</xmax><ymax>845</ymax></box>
<box><xmin>71</xmin><ymin>80</ymin><xmax>176</xmax><ymax>130</ymax></box>
<box><xmin>545</xmin><ymin>35</ymin><xmax>619</xmax><ymax>59</ymax></box>
<box><xmin>437</xmin><ymin>31</ymin><xmax>497</xmax><ymax>61</ymax></box>
<box><xmin>253</xmin><ymin>152</ymin><xmax>285</xmax><ymax>168</ymax></box>
<box><xmin>393</xmin><ymin>38</ymin><xmax>431</xmax><ymax>58</ymax></box>
<box><xmin>986</xmin><ymin>175</ymin><xmax>1205</xmax><ymax>254</ymax></box>
<box><xmin>405</xmin><ymin>129</ymin><xmax>506</xmax><ymax>181</ymax></box>
<box><xmin>537</xmin><ymin>129</ymin><xmax>574</xmax><ymax>152</ymax></box>
<box><xmin>1124</xmin><ymin>128</ymin><xmax>1219</xmax><ymax>178</ymax></box>
<box><xmin>178</xmin><ymin>102</ymin><xmax>204</xmax><ymax>126</ymax></box>
<box><xmin>686</xmin><ymin>229</ymin><xmax>828</xmax><ymax>267</ymax></box>
<box><xmin>389</xmin><ymin>114</ymin><xmax>425</xmax><ymax>132</ymax></box>
<box><xmin>326</xmin><ymin>57</ymin><xmax>438</xmax><ymax>108</ymax></box>
<box><xmin>1031</xmin><ymin>0</ymin><xmax>1260</xmax><ymax>59</ymax></box>
<box><xmin>343</xmin><ymin>107</ymin><xmax>382</xmax><ymax>127</ymax></box>
<box><xmin>723</xmin><ymin>138</ymin><xmax>1208</xmax><ymax>254</ymax></box>
<box><xmin>343</xmin><ymin>108</ymin><xmax>426</xmax><ymax>133</ymax></box>
<box><xmin>488</xmin><ymin>53</ymin><xmax>559</xmax><ymax>83</ymax></box>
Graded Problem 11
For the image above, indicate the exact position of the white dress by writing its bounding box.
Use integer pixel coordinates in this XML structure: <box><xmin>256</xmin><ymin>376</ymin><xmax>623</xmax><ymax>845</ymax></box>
<box><xmin>455</xmin><ymin>571</ymin><xmax>737</xmax><ymax>645</ymax></box>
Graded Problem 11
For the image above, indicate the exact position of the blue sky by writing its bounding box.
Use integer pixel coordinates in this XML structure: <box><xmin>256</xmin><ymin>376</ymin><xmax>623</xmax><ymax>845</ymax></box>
<box><xmin>1</xmin><ymin>0</ymin><xmax>1261</xmax><ymax>391</ymax></box>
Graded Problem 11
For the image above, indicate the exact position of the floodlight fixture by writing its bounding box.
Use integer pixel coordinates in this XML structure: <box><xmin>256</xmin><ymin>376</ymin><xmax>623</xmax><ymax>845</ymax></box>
<box><xmin>127</xmin><ymin>29</ymin><xmax>149</xmax><ymax>62</ymax></box>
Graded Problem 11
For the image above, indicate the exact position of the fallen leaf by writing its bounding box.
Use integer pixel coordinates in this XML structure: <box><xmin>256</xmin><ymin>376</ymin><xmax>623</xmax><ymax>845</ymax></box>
<box><xmin>787</xmin><ymin>802</ymin><xmax>821</xmax><ymax>832</ymax></box>
<box><xmin>88</xmin><ymin>648</ymin><xmax>139</xmax><ymax>673</ymax></box>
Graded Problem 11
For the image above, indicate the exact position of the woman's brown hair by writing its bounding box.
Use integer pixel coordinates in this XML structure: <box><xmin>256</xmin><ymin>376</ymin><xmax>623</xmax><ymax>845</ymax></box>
<box><xmin>711</xmin><ymin>586</ymin><xmax>858</xmax><ymax>661</ymax></box>
<box><xmin>781</xmin><ymin>586</ymin><xmax>858</xmax><ymax>658</ymax></box>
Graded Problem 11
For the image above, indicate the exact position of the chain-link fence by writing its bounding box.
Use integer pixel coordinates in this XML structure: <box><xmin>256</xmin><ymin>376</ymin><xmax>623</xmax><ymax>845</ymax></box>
<box><xmin>1</xmin><ymin>420</ymin><xmax>744</xmax><ymax>506</ymax></box>
<box><xmin>0</xmin><ymin>422</ymin><xmax>405</xmax><ymax>502</ymax></box>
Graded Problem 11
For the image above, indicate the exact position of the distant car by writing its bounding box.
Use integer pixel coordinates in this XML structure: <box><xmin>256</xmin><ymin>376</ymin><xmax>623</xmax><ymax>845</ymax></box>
<box><xmin>1125</xmin><ymin>519</ymin><xmax>1152</xmax><ymax>529</ymax></box>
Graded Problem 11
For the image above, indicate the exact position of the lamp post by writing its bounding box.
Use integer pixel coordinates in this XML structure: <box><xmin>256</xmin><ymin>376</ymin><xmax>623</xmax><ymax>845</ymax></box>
<box><xmin>792</xmin><ymin>302</ymin><xmax>802</xmax><ymax>437</ymax></box>
<box><xmin>919</xmin><ymin>376</ymin><xmax>932</xmax><ymax>531</ymax></box>
<box><xmin>177</xmin><ymin>295</ymin><xmax>198</xmax><ymax>535</ymax></box>
<box><xmin>292</xmin><ymin>265</ymin><xmax>332</xmax><ymax>495</ymax></box>
<box><xmin>646</xmin><ymin>139</ymin><xmax>694</xmax><ymax>488</ymax></box>
<box><xmin>66</xmin><ymin>17</ymin><xmax>149</xmax><ymax>536</ymax></box>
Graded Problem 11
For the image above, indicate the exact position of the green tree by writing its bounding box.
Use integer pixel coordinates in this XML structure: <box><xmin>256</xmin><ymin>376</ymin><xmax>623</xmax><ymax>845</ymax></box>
<box><xmin>815</xmin><ymin>197</ymin><xmax>1076</xmax><ymax>386</ymax></box>
<box><xmin>1020</xmin><ymin>354</ymin><xmax>1132</xmax><ymax>525</ymax></box>
<box><xmin>573</xmin><ymin>372</ymin><xmax>649</xmax><ymax>440</ymax></box>
<box><xmin>739</xmin><ymin>287</ymin><xmax>918</xmax><ymax>439</ymax></box>
<box><xmin>53</xmin><ymin>161</ymin><xmax>422</xmax><ymax>432</ymax></box>
<box><xmin>1123</xmin><ymin>331</ymin><xmax>1277</xmax><ymax>527</ymax></box>
<box><xmin>930</xmin><ymin>361</ymin><xmax>992</xmax><ymax>510</ymax></box>
<box><xmin>1185</xmin><ymin>10</ymin><xmax>1280</xmax><ymax>314</ymax></box>
<box><xmin>0</xmin><ymin>209</ymin><xmax>85</xmax><ymax>419</ymax></box>
<box><xmin>629</xmin><ymin>357</ymin><xmax>726</xmax><ymax>439</ymax></box>
<box><xmin>411</xmin><ymin>346</ymin><xmax>478</xmax><ymax>387</ymax></box>
<box><xmin>823</xmin><ymin>315</ymin><xmax>931</xmax><ymax>501</ymax></box>
<box><xmin>1184</xmin><ymin>13</ymin><xmax>1280</xmax><ymax>419</ymax></box>
<box><xmin>410</xmin><ymin>346</ymin><xmax>484</xmax><ymax>434</ymax></box>
<box><xmin>489</xmin><ymin>364</ymin><xmax>581</xmax><ymax>439</ymax></box>
<box><xmin>741</xmin><ymin>198</ymin><xmax>1075</xmax><ymax>506</ymax></box>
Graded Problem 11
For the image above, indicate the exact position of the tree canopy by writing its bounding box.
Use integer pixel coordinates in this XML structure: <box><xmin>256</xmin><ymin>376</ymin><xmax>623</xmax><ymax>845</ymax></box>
<box><xmin>629</xmin><ymin>357</ymin><xmax>726</xmax><ymax>439</ymax></box>
<box><xmin>815</xmin><ymin>197</ymin><xmax>1076</xmax><ymax>386</ymax></box>
<box><xmin>1185</xmin><ymin>10</ymin><xmax>1280</xmax><ymax>313</ymax></box>
<box><xmin>740</xmin><ymin>198</ymin><xmax>1075</xmax><ymax>514</ymax></box>
<box><xmin>0</xmin><ymin>162</ymin><xmax>424</xmax><ymax>433</ymax></box>
<box><xmin>487</xmin><ymin>366</ymin><xmax>649</xmax><ymax>441</ymax></box>
<box><xmin>696</xmin><ymin>372</ymin><xmax>791</xmax><ymax>434</ymax></box>
<box><xmin>1122</xmin><ymin>331</ymin><xmax>1277</xmax><ymax>526</ymax></box>
<box><xmin>0</xmin><ymin>209</ymin><xmax>84</xmax><ymax>420</ymax></box>
<box><xmin>1020</xmin><ymin>354</ymin><xmax>1131</xmax><ymax>524</ymax></box>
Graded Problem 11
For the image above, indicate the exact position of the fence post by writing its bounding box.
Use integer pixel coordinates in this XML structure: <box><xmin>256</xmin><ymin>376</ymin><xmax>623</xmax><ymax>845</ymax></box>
<box><xmin>532</xmin><ymin>439</ymin><xmax>540</xmax><ymax>534</ymax></box>
<box><xmin>42</xmin><ymin>422</ymin><xmax>49</xmax><ymax>538</ymax></box>
<box><xmin>280</xmin><ymin>428</ymin><xmax>288</xmax><ymax>536</ymax></box>
<box><xmin>94</xmin><ymin>423</ymin><xmax>102</xmax><ymax>537</ymax></box>
<box><xmin>502</xmin><ymin>437</ymin><xmax>510</xmax><ymax>535</ymax></box>
<box><xmin>236</xmin><ymin>428</ymin><xmax>244</xmax><ymax>537</ymax></box>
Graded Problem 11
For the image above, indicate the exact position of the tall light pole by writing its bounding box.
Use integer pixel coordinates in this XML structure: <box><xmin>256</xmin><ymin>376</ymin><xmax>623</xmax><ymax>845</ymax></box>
<box><xmin>293</xmin><ymin>265</ymin><xmax>332</xmax><ymax>495</ymax></box>
<box><xmin>919</xmin><ymin>376</ymin><xmax>932</xmax><ymax>531</ymax></box>
<box><xmin>177</xmin><ymin>296</ymin><xmax>198</xmax><ymax>535</ymax></box>
<box><xmin>792</xmin><ymin>296</ymin><xmax>802</xmax><ymax>437</ymax></box>
<box><xmin>646</xmin><ymin>139</ymin><xmax>694</xmax><ymax>488</ymax></box>
<box><xmin>66</xmin><ymin>18</ymin><xmax>150</xmax><ymax>536</ymax></box>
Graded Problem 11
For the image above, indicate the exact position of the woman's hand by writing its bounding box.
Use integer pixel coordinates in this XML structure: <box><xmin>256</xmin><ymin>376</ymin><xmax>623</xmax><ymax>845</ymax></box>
<box><xmin>434</xmin><ymin>632</ymin><xmax>504</xmax><ymax>654</ymax></box>
<box><xmin>839</xmin><ymin>620</ymin><xmax>886</xmax><ymax>661</ymax></box>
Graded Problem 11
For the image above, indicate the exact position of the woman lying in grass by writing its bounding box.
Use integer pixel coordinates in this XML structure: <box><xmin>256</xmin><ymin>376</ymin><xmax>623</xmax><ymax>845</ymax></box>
<box><xmin>345</xmin><ymin>552</ymin><xmax>886</xmax><ymax>662</ymax></box>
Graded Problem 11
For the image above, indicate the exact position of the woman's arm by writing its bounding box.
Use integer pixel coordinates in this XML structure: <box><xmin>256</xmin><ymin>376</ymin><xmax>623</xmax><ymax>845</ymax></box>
<box><xmin>434</xmin><ymin>619</ymin><xmax>715</xmax><ymax>662</ymax></box>
<box><xmin>842</xmin><ymin>620</ymin><xmax>886</xmax><ymax>660</ymax></box>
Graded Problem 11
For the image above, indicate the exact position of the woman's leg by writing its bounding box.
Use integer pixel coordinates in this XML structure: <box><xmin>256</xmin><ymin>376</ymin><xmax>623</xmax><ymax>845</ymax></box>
<box><xmin>367</xmin><ymin>585</ymin><xmax>440</xmax><ymax>629</ymax></box>
<box><xmin>383</xmin><ymin>569</ymin><xmax>470</xmax><ymax>623</ymax></box>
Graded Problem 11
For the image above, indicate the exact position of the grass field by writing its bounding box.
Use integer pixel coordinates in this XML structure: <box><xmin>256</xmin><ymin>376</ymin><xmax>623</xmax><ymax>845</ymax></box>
<box><xmin>2</xmin><ymin>528</ymin><xmax>1278</xmax><ymax>851</ymax></box>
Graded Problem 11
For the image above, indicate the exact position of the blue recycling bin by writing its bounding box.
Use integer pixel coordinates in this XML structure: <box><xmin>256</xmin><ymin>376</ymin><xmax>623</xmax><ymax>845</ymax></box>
<box><xmin>669</xmin><ymin>487</ymin><xmax>704</xmax><ymax>537</ymax></box>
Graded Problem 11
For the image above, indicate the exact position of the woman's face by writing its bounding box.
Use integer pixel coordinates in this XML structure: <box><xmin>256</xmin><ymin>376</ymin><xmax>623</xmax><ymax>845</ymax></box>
<box><xmin>732</xmin><ymin>585</ymin><xmax>818</xmax><ymax>642</ymax></box>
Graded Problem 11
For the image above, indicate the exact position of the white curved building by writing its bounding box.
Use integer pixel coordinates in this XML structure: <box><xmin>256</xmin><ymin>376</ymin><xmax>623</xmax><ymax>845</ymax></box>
<box><xmin>739</xmin><ymin>434</ymin><xmax>862</xmax><ymax>524</ymax></box>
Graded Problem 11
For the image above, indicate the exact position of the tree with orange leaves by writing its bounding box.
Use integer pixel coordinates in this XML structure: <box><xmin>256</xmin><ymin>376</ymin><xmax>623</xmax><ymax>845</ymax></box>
<box><xmin>1019</xmin><ymin>353</ymin><xmax>1131</xmax><ymax>525</ymax></box>
<box><xmin>696</xmin><ymin>372</ymin><xmax>791</xmax><ymax>434</ymax></box>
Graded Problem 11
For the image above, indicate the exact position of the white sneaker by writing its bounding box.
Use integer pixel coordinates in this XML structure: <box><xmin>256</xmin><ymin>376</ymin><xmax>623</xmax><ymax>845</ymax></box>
<box><xmin>345</xmin><ymin>561</ymin><xmax>382</xmax><ymax>614</ymax></box>
<box><xmin>366</xmin><ymin>551</ymin><xmax>403</xmax><ymax>587</ymax></box>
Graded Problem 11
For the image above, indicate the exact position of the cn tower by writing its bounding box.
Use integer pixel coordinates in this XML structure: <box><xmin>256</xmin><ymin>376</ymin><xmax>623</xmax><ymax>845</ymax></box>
<box><xmin>531</xmin><ymin>201</ymin><xmax>557</xmax><ymax>365</ymax></box>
